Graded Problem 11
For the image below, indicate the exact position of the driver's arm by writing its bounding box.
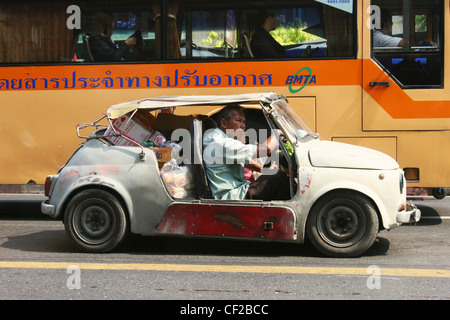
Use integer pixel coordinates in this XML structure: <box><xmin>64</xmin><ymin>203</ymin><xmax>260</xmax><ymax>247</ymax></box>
<box><xmin>252</xmin><ymin>129</ymin><xmax>283</xmax><ymax>158</ymax></box>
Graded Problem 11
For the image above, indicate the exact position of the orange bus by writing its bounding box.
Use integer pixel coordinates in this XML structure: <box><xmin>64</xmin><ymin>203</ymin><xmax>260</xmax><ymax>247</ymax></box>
<box><xmin>0</xmin><ymin>0</ymin><xmax>448</xmax><ymax>197</ymax></box>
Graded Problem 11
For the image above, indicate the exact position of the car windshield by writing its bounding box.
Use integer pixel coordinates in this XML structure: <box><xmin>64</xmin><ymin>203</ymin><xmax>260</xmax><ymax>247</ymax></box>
<box><xmin>269</xmin><ymin>100</ymin><xmax>319</xmax><ymax>141</ymax></box>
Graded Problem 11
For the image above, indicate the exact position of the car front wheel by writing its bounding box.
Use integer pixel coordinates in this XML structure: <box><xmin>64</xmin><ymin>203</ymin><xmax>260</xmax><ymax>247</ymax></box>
<box><xmin>306</xmin><ymin>191</ymin><xmax>379</xmax><ymax>258</ymax></box>
<box><xmin>64</xmin><ymin>189</ymin><xmax>128</xmax><ymax>253</ymax></box>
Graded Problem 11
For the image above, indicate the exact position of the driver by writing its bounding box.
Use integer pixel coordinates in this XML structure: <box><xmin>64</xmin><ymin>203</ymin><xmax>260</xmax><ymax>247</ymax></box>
<box><xmin>250</xmin><ymin>10</ymin><xmax>286</xmax><ymax>58</ymax></box>
<box><xmin>202</xmin><ymin>104</ymin><xmax>291</xmax><ymax>201</ymax></box>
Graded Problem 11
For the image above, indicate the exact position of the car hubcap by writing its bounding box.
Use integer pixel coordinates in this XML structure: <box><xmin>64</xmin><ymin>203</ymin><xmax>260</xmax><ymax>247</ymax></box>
<box><xmin>73</xmin><ymin>201</ymin><xmax>115</xmax><ymax>245</ymax></box>
<box><xmin>317</xmin><ymin>200</ymin><xmax>366</xmax><ymax>248</ymax></box>
<box><xmin>82</xmin><ymin>206</ymin><xmax>111</xmax><ymax>237</ymax></box>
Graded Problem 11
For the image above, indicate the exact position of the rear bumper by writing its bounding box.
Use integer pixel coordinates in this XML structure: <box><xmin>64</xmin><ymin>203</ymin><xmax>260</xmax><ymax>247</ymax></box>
<box><xmin>41</xmin><ymin>200</ymin><xmax>56</xmax><ymax>217</ymax></box>
<box><xmin>396</xmin><ymin>203</ymin><xmax>421</xmax><ymax>224</ymax></box>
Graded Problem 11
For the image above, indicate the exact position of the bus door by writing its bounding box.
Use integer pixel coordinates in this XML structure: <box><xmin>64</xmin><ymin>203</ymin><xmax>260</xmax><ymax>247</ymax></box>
<box><xmin>362</xmin><ymin>0</ymin><xmax>449</xmax><ymax>190</ymax></box>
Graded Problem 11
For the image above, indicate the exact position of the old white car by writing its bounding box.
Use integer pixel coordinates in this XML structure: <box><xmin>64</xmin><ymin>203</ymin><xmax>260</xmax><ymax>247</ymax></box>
<box><xmin>41</xmin><ymin>92</ymin><xmax>420</xmax><ymax>257</ymax></box>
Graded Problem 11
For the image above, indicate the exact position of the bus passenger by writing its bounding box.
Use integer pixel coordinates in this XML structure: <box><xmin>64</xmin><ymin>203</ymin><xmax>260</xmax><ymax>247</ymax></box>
<box><xmin>373</xmin><ymin>9</ymin><xmax>404</xmax><ymax>47</ymax></box>
<box><xmin>373</xmin><ymin>9</ymin><xmax>436</xmax><ymax>47</ymax></box>
<box><xmin>250</xmin><ymin>11</ymin><xmax>285</xmax><ymax>58</ymax></box>
<box><xmin>89</xmin><ymin>13</ymin><xmax>137</xmax><ymax>62</ymax></box>
<box><xmin>202</xmin><ymin>104</ymin><xmax>290</xmax><ymax>201</ymax></box>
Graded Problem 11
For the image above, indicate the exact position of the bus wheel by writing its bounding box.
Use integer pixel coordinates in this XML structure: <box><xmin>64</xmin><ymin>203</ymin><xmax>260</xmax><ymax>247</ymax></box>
<box><xmin>64</xmin><ymin>189</ymin><xmax>128</xmax><ymax>253</ymax></box>
<box><xmin>432</xmin><ymin>188</ymin><xmax>446</xmax><ymax>200</ymax></box>
<box><xmin>306</xmin><ymin>191</ymin><xmax>379</xmax><ymax>258</ymax></box>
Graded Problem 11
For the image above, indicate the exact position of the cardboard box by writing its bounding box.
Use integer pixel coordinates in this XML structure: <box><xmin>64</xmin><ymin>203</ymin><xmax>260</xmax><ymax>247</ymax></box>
<box><xmin>106</xmin><ymin>111</ymin><xmax>156</xmax><ymax>146</ymax></box>
<box><xmin>153</xmin><ymin>147</ymin><xmax>174</xmax><ymax>163</ymax></box>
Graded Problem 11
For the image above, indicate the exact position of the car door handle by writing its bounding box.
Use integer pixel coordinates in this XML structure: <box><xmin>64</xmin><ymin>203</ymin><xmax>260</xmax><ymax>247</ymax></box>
<box><xmin>369</xmin><ymin>81</ymin><xmax>390</xmax><ymax>87</ymax></box>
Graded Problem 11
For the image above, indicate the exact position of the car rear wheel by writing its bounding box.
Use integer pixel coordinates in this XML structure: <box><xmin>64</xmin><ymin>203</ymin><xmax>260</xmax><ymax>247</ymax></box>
<box><xmin>306</xmin><ymin>191</ymin><xmax>379</xmax><ymax>258</ymax></box>
<box><xmin>64</xmin><ymin>189</ymin><xmax>128</xmax><ymax>253</ymax></box>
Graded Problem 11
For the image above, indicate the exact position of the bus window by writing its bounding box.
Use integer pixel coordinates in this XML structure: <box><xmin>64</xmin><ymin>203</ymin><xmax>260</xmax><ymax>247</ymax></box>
<box><xmin>179</xmin><ymin>7</ymin><xmax>237</xmax><ymax>59</ymax></box>
<box><xmin>175</xmin><ymin>0</ymin><xmax>356</xmax><ymax>61</ymax></box>
<box><xmin>0</xmin><ymin>0</ymin><xmax>160</xmax><ymax>64</ymax></box>
<box><xmin>0</xmin><ymin>0</ymin><xmax>77</xmax><ymax>64</ymax></box>
<box><xmin>77</xmin><ymin>1</ymin><xmax>159</xmax><ymax>62</ymax></box>
<box><xmin>0</xmin><ymin>0</ymin><xmax>357</xmax><ymax>64</ymax></box>
<box><xmin>371</xmin><ymin>0</ymin><xmax>444</xmax><ymax>88</ymax></box>
<box><xmin>247</xmin><ymin>1</ymin><xmax>356</xmax><ymax>59</ymax></box>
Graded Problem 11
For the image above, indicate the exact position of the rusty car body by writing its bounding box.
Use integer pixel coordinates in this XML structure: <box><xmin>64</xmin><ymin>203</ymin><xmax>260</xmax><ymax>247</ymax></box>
<box><xmin>41</xmin><ymin>92</ymin><xmax>420</xmax><ymax>257</ymax></box>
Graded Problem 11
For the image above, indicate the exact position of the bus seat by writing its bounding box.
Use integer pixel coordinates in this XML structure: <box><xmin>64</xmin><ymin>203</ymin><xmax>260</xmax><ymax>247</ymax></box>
<box><xmin>82</xmin><ymin>33</ymin><xmax>94</xmax><ymax>62</ymax></box>
<box><xmin>240</xmin><ymin>33</ymin><xmax>254</xmax><ymax>58</ymax></box>
<box><xmin>391</xmin><ymin>58</ymin><xmax>432</xmax><ymax>86</ymax></box>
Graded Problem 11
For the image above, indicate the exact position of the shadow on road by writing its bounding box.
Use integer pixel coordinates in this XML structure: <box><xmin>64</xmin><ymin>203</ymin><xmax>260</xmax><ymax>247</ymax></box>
<box><xmin>1</xmin><ymin>228</ymin><xmax>394</xmax><ymax>259</ymax></box>
<box><xmin>125</xmin><ymin>234</ymin><xmax>324</xmax><ymax>257</ymax></box>
<box><xmin>0</xmin><ymin>199</ymin><xmax>49</xmax><ymax>220</ymax></box>
<box><xmin>0</xmin><ymin>199</ymin><xmax>397</xmax><ymax>258</ymax></box>
<box><xmin>406</xmin><ymin>204</ymin><xmax>442</xmax><ymax>226</ymax></box>
<box><xmin>1</xmin><ymin>230</ymin><xmax>74</xmax><ymax>253</ymax></box>
<box><xmin>6</xmin><ymin>199</ymin><xmax>445</xmax><ymax>258</ymax></box>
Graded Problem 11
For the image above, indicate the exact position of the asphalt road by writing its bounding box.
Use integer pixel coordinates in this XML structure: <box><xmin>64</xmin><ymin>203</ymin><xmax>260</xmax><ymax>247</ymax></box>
<box><xmin>0</xmin><ymin>194</ymin><xmax>449</xmax><ymax>306</ymax></box>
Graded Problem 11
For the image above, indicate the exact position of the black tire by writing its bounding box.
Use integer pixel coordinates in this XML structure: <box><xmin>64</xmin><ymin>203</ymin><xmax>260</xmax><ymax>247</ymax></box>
<box><xmin>64</xmin><ymin>189</ymin><xmax>128</xmax><ymax>253</ymax></box>
<box><xmin>306</xmin><ymin>191</ymin><xmax>379</xmax><ymax>258</ymax></box>
<box><xmin>432</xmin><ymin>188</ymin><xmax>446</xmax><ymax>200</ymax></box>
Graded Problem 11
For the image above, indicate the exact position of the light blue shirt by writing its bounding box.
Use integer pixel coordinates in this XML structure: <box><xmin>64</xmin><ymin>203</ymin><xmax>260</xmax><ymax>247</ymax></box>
<box><xmin>373</xmin><ymin>30</ymin><xmax>402</xmax><ymax>47</ymax></box>
<box><xmin>203</xmin><ymin>128</ymin><xmax>257</xmax><ymax>200</ymax></box>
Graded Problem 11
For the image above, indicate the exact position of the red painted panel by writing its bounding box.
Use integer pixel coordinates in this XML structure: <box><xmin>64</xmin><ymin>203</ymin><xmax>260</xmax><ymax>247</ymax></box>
<box><xmin>156</xmin><ymin>203</ymin><xmax>296</xmax><ymax>240</ymax></box>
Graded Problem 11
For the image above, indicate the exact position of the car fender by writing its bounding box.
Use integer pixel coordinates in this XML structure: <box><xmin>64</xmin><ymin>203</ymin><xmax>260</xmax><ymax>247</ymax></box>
<box><xmin>297</xmin><ymin>179</ymin><xmax>390</xmax><ymax>240</ymax></box>
<box><xmin>54</xmin><ymin>173</ymin><xmax>134</xmax><ymax>222</ymax></box>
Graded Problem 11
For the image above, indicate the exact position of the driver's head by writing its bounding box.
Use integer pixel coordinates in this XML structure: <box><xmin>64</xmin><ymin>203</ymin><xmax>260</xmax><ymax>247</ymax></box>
<box><xmin>216</xmin><ymin>104</ymin><xmax>246</xmax><ymax>141</ymax></box>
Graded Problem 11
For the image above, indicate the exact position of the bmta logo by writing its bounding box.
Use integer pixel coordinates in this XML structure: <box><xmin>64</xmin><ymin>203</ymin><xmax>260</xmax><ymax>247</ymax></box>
<box><xmin>286</xmin><ymin>67</ymin><xmax>316</xmax><ymax>94</ymax></box>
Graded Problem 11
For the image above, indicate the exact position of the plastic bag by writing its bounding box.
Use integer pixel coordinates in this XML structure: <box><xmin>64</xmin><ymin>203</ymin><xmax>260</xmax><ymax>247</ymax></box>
<box><xmin>160</xmin><ymin>159</ymin><xmax>194</xmax><ymax>198</ymax></box>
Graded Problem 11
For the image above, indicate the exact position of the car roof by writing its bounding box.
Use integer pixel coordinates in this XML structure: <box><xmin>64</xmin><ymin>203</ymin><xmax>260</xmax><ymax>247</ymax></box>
<box><xmin>106</xmin><ymin>92</ymin><xmax>286</xmax><ymax>119</ymax></box>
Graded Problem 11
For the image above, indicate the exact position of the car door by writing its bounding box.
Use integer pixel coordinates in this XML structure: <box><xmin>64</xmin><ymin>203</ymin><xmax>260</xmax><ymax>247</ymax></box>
<box><xmin>156</xmin><ymin>111</ymin><xmax>297</xmax><ymax>241</ymax></box>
